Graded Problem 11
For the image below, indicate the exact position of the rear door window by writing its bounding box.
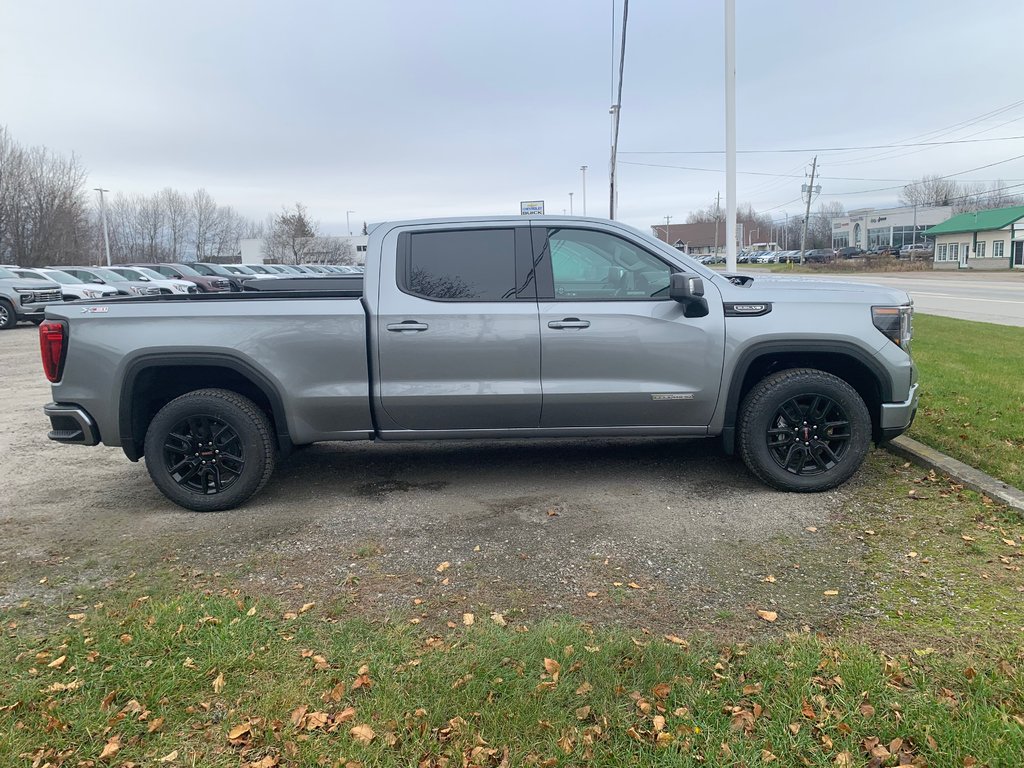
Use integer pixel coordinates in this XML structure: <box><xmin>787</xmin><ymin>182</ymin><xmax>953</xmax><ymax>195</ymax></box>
<box><xmin>404</xmin><ymin>229</ymin><xmax>518</xmax><ymax>301</ymax></box>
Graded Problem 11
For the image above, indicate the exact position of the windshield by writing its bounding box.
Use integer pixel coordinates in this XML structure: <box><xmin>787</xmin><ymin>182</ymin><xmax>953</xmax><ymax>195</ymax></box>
<box><xmin>227</xmin><ymin>265</ymin><xmax>257</xmax><ymax>274</ymax></box>
<box><xmin>194</xmin><ymin>263</ymin><xmax>233</xmax><ymax>277</ymax></box>
<box><xmin>170</xmin><ymin>264</ymin><xmax>202</xmax><ymax>277</ymax></box>
<box><xmin>129</xmin><ymin>266</ymin><xmax>167</xmax><ymax>281</ymax></box>
<box><xmin>88</xmin><ymin>268</ymin><xmax>128</xmax><ymax>282</ymax></box>
<box><xmin>39</xmin><ymin>270</ymin><xmax>83</xmax><ymax>285</ymax></box>
<box><xmin>0</xmin><ymin>267</ymin><xmax>16</xmax><ymax>279</ymax></box>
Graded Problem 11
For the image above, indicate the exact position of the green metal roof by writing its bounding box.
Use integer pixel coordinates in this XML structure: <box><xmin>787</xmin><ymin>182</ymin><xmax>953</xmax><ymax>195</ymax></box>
<box><xmin>923</xmin><ymin>205</ymin><xmax>1024</xmax><ymax>236</ymax></box>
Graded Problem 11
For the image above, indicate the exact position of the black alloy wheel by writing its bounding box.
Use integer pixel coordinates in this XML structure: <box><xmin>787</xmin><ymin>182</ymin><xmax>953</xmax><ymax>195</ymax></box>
<box><xmin>765</xmin><ymin>393</ymin><xmax>851</xmax><ymax>476</ymax></box>
<box><xmin>162</xmin><ymin>414</ymin><xmax>246</xmax><ymax>495</ymax></box>
<box><xmin>144</xmin><ymin>389</ymin><xmax>275</xmax><ymax>511</ymax></box>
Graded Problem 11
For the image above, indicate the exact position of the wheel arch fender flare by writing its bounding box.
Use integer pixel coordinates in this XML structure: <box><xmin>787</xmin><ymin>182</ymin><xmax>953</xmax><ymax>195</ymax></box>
<box><xmin>118</xmin><ymin>353</ymin><xmax>292</xmax><ymax>461</ymax></box>
<box><xmin>720</xmin><ymin>340</ymin><xmax>894</xmax><ymax>454</ymax></box>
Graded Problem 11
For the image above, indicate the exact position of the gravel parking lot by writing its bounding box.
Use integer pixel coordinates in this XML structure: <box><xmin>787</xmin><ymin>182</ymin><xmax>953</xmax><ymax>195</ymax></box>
<box><xmin>1</xmin><ymin>324</ymin><xmax>888</xmax><ymax>635</ymax></box>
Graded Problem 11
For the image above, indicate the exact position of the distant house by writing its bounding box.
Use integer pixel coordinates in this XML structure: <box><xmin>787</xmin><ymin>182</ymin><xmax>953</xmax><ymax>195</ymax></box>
<box><xmin>924</xmin><ymin>205</ymin><xmax>1024</xmax><ymax>270</ymax></box>
<box><xmin>651</xmin><ymin>222</ymin><xmax>723</xmax><ymax>255</ymax></box>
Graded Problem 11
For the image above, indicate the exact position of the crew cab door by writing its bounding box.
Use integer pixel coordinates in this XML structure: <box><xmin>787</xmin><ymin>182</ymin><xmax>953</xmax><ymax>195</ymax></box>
<box><xmin>374</xmin><ymin>225</ymin><xmax>541</xmax><ymax>431</ymax></box>
<box><xmin>534</xmin><ymin>225</ymin><xmax>725</xmax><ymax>429</ymax></box>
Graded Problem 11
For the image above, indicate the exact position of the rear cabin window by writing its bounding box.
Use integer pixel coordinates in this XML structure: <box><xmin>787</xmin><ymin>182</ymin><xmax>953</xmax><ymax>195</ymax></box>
<box><xmin>407</xmin><ymin>229</ymin><xmax>516</xmax><ymax>301</ymax></box>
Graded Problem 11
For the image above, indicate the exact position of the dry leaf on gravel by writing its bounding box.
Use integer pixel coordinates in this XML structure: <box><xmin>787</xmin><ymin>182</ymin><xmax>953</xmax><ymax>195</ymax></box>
<box><xmin>756</xmin><ymin>610</ymin><xmax>778</xmax><ymax>622</ymax></box>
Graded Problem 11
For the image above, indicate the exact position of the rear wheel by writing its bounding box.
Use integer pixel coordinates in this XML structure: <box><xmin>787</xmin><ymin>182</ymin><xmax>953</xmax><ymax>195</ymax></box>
<box><xmin>0</xmin><ymin>299</ymin><xmax>15</xmax><ymax>330</ymax></box>
<box><xmin>738</xmin><ymin>368</ymin><xmax>870</xmax><ymax>492</ymax></box>
<box><xmin>143</xmin><ymin>388</ymin><xmax>275</xmax><ymax>511</ymax></box>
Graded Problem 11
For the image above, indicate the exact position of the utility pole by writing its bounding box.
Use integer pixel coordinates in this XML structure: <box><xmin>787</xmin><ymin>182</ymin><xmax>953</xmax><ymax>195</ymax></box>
<box><xmin>663</xmin><ymin>215</ymin><xmax>672</xmax><ymax>244</ymax></box>
<box><xmin>798</xmin><ymin>155</ymin><xmax>818</xmax><ymax>265</ymax></box>
<box><xmin>714</xmin><ymin>191</ymin><xmax>721</xmax><ymax>255</ymax></box>
<box><xmin>580</xmin><ymin>165</ymin><xmax>588</xmax><ymax>216</ymax></box>
<box><xmin>609</xmin><ymin>0</ymin><xmax>628</xmax><ymax>219</ymax></box>
<box><xmin>94</xmin><ymin>188</ymin><xmax>112</xmax><ymax>266</ymax></box>
<box><xmin>784</xmin><ymin>212</ymin><xmax>789</xmax><ymax>250</ymax></box>
<box><xmin>724</xmin><ymin>0</ymin><xmax>737</xmax><ymax>271</ymax></box>
<box><xmin>346</xmin><ymin>210</ymin><xmax>355</xmax><ymax>236</ymax></box>
<box><xmin>911</xmin><ymin>203</ymin><xmax>918</xmax><ymax>261</ymax></box>
<box><xmin>569</xmin><ymin>192</ymin><xmax>574</xmax><ymax>215</ymax></box>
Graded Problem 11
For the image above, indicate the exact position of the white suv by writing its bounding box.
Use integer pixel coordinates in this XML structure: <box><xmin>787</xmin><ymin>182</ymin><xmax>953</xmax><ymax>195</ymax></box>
<box><xmin>13</xmin><ymin>267</ymin><xmax>120</xmax><ymax>301</ymax></box>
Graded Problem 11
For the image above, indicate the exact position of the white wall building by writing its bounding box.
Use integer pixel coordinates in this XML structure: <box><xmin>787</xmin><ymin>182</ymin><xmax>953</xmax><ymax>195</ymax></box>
<box><xmin>831</xmin><ymin>205</ymin><xmax>951</xmax><ymax>250</ymax></box>
<box><xmin>239</xmin><ymin>236</ymin><xmax>369</xmax><ymax>266</ymax></box>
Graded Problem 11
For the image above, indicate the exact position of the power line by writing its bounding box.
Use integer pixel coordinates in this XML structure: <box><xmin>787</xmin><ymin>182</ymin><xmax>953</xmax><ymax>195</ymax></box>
<box><xmin>620</xmin><ymin>133</ymin><xmax>1024</xmax><ymax>156</ymax></box>
<box><xmin>618</xmin><ymin>158</ymin><xmax>1024</xmax><ymax>184</ymax></box>
<box><xmin>821</xmin><ymin>153</ymin><xmax>1024</xmax><ymax>197</ymax></box>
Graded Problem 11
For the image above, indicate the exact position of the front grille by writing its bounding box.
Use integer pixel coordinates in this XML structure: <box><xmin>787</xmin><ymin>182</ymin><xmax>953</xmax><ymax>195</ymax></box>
<box><xmin>214</xmin><ymin>279</ymin><xmax>230</xmax><ymax>289</ymax></box>
<box><xmin>20</xmin><ymin>288</ymin><xmax>62</xmax><ymax>305</ymax></box>
<box><xmin>187</xmin><ymin>286</ymin><xmax>198</xmax><ymax>293</ymax></box>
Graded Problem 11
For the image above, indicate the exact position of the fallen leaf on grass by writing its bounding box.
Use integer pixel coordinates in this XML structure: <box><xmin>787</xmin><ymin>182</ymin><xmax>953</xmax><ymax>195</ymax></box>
<box><xmin>576</xmin><ymin>681</ymin><xmax>593</xmax><ymax>696</ymax></box>
<box><xmin>463</xmin><ymin>613</ymin><xmax>474</xmax><ymax>626</ymax></box>
<box><xmin>98</xmin><ymin>735</ymin><xmax>121</xmax><ymax>761</ymax></box>
<box><xmin>834</xmin><ymin>752</ymin><xmax>854</xmax><ymax>767</ymax></box>
<box><xmin>212</xmin><ymin>672</ymin><xmax>225</xmax><ymax>693</ymax></box>
<box><xmin>159</xmin><ymin>750</ymin><xmax>179</xmax><ymax>763</ymax></box>
<box><xmin>299</xmin><ymin>602</ymin><xmax>315</xmax><ymax>614</ymax></box>
<box><xmin>46</xmin><ymin>655</ymin><xmax>67</xmax><ymax>669</ymax></box>
<box><xmin>148</xmin><ymin>716</ymin><xmax>165</xmax><ymax>733</ymax></box>
<box><xmin>490</xmin><ymin>612</ymin><xmax>506</xmax><ymax>626</ymax></box>
<box><xmin>664</xmin><ymin>634</ymin><xmax>689</xmax><ymax>647</ymax></box>
<box><xmin>350</xmin><ymin>724</ymin><xmax>375</xmax><ymax>745</ymax></box>
<box><xmin>543</xmin><ymin>658</ymin><xmax>561</xmax><ymax>681</ymax></box>
<box><xmin>756</xmin><ymin>610</ymin><xmax>778</xmax><ymax>623</ymax></box>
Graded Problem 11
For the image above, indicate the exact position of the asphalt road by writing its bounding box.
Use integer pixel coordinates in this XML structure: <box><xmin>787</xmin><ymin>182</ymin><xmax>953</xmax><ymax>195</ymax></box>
<box><xmin>762</xmin><ymin>269</ymin><xmax>1024</xmax><ymax>327</ymax></box>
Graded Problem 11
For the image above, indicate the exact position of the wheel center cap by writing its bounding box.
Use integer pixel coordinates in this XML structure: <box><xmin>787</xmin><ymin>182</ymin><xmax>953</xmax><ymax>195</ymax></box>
<box><xmin>803</xmin><ymin>426</ymin><xmax>811</xmax><ymax>442</ymax></box>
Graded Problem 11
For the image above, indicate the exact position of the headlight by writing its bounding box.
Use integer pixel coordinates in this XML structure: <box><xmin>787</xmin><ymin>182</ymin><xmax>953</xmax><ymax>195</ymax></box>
<box><xmin>130</xmin><ymin>286</ymin><xmax>146</xmax><ymax>295</ymax></box>
<box><xmin>872</xmin><ymin>304</ymin><xmax>913</xmax><ymax>352</ymax></box>
<box><xmin>173</xmin><ymin>284</ymin><xmax>187</xmax><ymax>292</ymax></box>
<box><xmin>82</xmin><ymin>289</ymin><xmax>103</xmax><ymax>298</ymax></box>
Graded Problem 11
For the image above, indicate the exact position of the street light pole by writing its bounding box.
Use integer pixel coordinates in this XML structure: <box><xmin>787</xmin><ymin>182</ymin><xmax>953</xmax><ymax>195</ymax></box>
<box><xmin>724</xmin><ymin>0</ymin><xmax>737</xmax><ymax>272</ymax></box>
<box><xmin>94</xmin><ymin>187</ymin><xmax>112</xmax><ymax>266</ymax></box>
<box><xmin>580</xmin><ymin>165</ymin><xmax>588</xmax><ymax>216</ymax></box>
<box><xmin>569</xmin><ymin>192</ymin><xmax>574</xmax><ymax>216</ymax></box>
<box><xmin>346</xmin><ymin>210</ymin><xmax>355</xmax><ymax>236</ymax></box>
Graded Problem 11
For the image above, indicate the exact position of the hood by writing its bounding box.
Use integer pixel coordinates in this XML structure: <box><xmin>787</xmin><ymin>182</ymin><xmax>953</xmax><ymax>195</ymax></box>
<box><xmin>1</xmin><ymin>277</ymin><xmax>62</xmax><ymax>290</ymax></box>
<box><xmin>721</xmin><ymin>274</ymin><xmax>911</xmax><ymax>306</ymax></box>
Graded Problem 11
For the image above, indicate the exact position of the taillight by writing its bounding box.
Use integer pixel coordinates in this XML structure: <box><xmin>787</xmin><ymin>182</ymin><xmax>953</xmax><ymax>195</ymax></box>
<box><xmin>39</xmin><ymin>320</ymin><xmax>67</xmax><ymax>383</ymax></box>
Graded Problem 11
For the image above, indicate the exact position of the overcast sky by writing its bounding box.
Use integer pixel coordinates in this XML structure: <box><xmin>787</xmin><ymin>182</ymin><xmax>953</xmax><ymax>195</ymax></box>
<box><xmin>4</xmin><ymin>0</ymin><xmax>1024</xmax><ymax>234</ymax></box>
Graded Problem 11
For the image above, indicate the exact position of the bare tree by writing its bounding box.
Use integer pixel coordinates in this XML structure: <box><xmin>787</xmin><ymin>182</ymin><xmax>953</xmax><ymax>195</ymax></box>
<box><xmin>0</xmin><ymin>128</ymin><xmax>90</xmax><ymax>267</ymax></box>
<box><xmin>263</xmin><ymin>203</ymin><xmax>317</xmax><ymax>264</ymax></box>
<box><xmin>160</xmin><ymin>187</ymin><xmax>190</xmax><ymax>262</ymax></box>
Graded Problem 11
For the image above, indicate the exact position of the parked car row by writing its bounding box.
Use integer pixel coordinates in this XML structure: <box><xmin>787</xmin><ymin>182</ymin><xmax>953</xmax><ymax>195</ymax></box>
<box><xmin>0</xmin><ymin>261</ymin><xmax>366</xmax><ymax>329</ymax></box>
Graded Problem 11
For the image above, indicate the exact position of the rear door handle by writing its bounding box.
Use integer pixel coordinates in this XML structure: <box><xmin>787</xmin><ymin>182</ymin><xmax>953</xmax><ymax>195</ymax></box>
<box><xmin>547</xmin><ymin>318</ymin><xmax>591</xmax><ymax>329</ymax></box>
<box><xmin>386</xmin><ymin>321</ymin><xmax>429</xmax><ymax>332</ymax></box>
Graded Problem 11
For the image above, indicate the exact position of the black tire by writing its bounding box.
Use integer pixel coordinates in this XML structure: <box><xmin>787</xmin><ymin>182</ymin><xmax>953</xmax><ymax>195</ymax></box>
<box><xmin>0</xmin><ymin>299</ymin><xmax>16</xmax><ymax>330</ymax></box>
<box><xmin>737</xmin><ymin>368</ymin><xmax>871</xmax><ymax>492</ymax></box>
<box><xmin>143</xmin><ymin>388</ymin><xmax>275</xmax><ymax>511</ymax></box>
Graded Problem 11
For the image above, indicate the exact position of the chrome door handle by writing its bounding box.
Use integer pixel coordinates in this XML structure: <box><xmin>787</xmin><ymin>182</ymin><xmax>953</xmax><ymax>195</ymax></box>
<box><xmin>547</xmin><ymin>318</ymin><xmax>590</xmax><ymax>329</ymax></box>
<box><xmin>386</xmin><ymin>321</ymin><xmax>429</xmax><ymax>332</ymax></box>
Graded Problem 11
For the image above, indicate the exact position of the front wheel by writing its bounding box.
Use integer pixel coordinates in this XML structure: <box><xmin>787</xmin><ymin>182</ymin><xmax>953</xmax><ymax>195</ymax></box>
<box><xmin>0</xmin><ymin>299</ymin><xmax>16</xmax><ymax>330</ymax></box>
<box><xmin>143</xmin><ymin>388</ymin><xmax>275</xmax><ymax>511</ymax></box>
<box><xmin>737</xmin><ymin>368</ymin><xmax>871</xmax><ymax>492</ymax></box>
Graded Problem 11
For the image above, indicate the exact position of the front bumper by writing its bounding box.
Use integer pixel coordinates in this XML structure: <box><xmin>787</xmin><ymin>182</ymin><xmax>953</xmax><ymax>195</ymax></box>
<box><xmin>878</xmin><ymin>382</ymin><xmax>919</xmax><ymax>442</ymax></box>
<box><xmin>43</xmin><ymin>403</ymin><xmax>100</xmax><ymax>445</ymax></box>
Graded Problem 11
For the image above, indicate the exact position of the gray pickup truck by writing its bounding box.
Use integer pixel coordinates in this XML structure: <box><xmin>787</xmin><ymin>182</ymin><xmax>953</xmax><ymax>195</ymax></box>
<box><xmin>39</xmin><ymin>216</ymin><xmax>917</xmax><ymax>511</ymax></box>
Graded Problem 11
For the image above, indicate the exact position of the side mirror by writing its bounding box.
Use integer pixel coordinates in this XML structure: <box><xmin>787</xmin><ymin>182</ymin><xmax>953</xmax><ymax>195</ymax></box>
<box><xmin>138</xmin><ymin>276</ymin><xmax>150</xmax><ymax>281</ymax></box>
<box><xmin>91</xmin><ymin>278</ymin><xmax>104</xmax><ymax>284</ymax></box>
<box><xmin>669</xmin><ymin>273</ymin><xmax>709</xmax><ymax>317</ymax></box>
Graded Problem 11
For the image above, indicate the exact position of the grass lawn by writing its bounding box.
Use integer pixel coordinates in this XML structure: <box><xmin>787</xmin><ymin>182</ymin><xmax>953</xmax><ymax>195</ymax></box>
<box><xmin>3</xmin><ymin>586</ymin><xmax>1023</xmax><ymax>768</ymax></box>
<box><xmin>910</xmin><ymin>314</ymin><xmax>1024</xmax><ymax>490</ymax></box>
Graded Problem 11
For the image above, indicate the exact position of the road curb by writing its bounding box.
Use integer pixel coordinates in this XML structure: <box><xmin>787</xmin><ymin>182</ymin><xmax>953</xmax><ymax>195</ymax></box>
<box><xmin>885</xmin><ymin>436</ymin><xmax>1024</xmax><ymax>513</ymax></box>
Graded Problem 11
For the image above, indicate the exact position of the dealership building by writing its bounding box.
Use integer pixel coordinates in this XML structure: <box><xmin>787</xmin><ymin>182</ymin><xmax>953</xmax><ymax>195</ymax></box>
<box><xmin>830</xmin><ymin>205</ymin><xmax>951</xmax><ymax>250</ymax></box>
